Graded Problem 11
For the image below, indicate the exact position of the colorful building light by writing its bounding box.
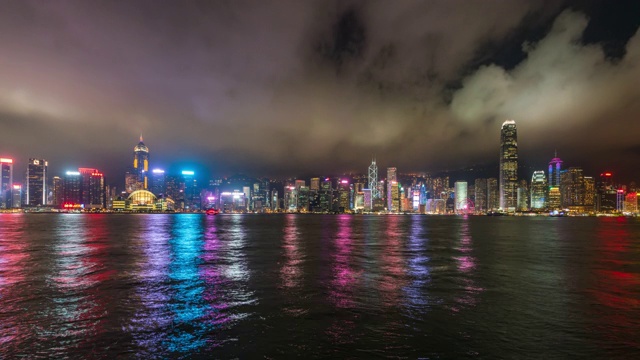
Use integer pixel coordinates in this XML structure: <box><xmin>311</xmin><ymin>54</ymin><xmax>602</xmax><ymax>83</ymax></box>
<box><xmin>152</xmin><ymin>169</ymin><xmax>165</xmax><ymax>174</ymax></box>
<box><xmin>182</xmin><ymin>170</ymin><xmax>195</xmax><ymax>176</ymax></box>
<box><xmin>0</xmin><ymin>158</ymin><xmax>13</xmax><ymax>163</ymax></box>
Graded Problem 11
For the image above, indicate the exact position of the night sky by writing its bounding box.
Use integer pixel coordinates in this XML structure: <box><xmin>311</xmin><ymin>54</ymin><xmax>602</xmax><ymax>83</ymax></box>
<box><xmin>1</xmin><ymin>0</ymin><xmax>639</xmax><ymax>183</ymax></box>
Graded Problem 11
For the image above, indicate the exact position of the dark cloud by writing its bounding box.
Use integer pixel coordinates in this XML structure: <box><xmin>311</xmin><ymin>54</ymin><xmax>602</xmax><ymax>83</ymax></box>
<box><xmin>0</xmin><ymin>0</ymin><xmax>639</xmax><ymax>183</ymax></box>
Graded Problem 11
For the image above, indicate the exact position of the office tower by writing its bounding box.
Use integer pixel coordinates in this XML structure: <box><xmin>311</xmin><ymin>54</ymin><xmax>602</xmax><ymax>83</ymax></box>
<box><xmin>363</xmin><ymin>188</ymin><xmax>372</xmax><ymax>210</ymax></box>
<box><xmin>530</xmin><ymin>171</ymin><xmax>547</xmax><ymax>210</ymax></box>
<box><xmin>584</xmin><ymin>176</ymin><xmax>595</xmax><ymax>211</ymax></box>
<box><xmin>133</xmin><ymin>136</ymin><xmax>150</xmax><ymax>190</ymax></box>
<box><xmin>165</xmin><ymin>175</ymin><xmax>179</xmax><ymax>202</ymax></box>
<box><xmin>561</xmin><ymin>167</ymin><xmax>585</xmax><ymax>210</ymax></box>
<box><xmin>284</xmin><ymin>185</ymin><xmax>297</xmax><ymax>211</ymax></box>
<box><xmin>297</xmin><ymin>186</ymin><xmax>310</xmax><ymax>212</ymax></box>
<box><xmin>319</xmin><ymin>179</ymin><xmax>332</xmax><ymax>212</ymax></box>
<box><xmin>78</xmin><ymin>168</ymin><xmax>105</xmax><ymax>208</ymax></box>
<box><xmin>625</xmin><ymin>192</ymin><xmax>638</xmax><ymax>213</ymax></box>
<box><xmin>368</xmin><ymin>159</ymin><xmax>379</xmax><ymax>199</ymax></box>
<box><xmin>499</xmin><ymin>120</ymin><xmax>518</xmax><ymax>211</ymax></box>
<box><xmin>150</xmin><ymin>169</ymin><xmax>166</xmax><ymax>197</ymax></box>
<box><xmin>474</xmin><ymin>178</ymin><xmax>487</xmax><ymax>212</ymax></box>
<box><xmin>548</xmin><ymin>187</ymin><xmax>562</xmax><ymax>210</ymax></box>
<box><xmin>11</xmin><ymin>184</ymin><xmax>22</xmax><ymax>208</ymax></box>
<box><xmin>487</xmin><ymin>178</ymin><xmax>499</xmax><ymax>210</ymax></box>
<box><xmin>338</xmin><ymin>179</ymin><xmax>350</xmax><ymax>213</ymax></box>
<box><xmin>26</xmin><ymin>158</ymin><xmax>47</xmax><ymax>207</ymax></box>
<box><xmin>597</xmin><ymin>172</ymin><xmax>617</xmax><ymax>213</ymax></box>
<box><xmin>52</xmin><ymin>176</ymin><xmax>63</xmax><ymax>206</ymax></box>
<box><xmin>181</xmin><ymin>171</ymin><xmax>198</xmax><ymax>210</ymax></box>
<box><xmin>387</xmin><ymin>167</ymin><xmax>397</xmax><ymax>211</ymax></box>
<box><xmin>294</xmin><ymin>180</ymin><xmax>305</xmax><ymax>189</ymax></box>
<box><xmin>310</xmin><ymin>178</ymin><xmax>320</xmax><ymax>192</ymax></box>
<box><xmin>454</xmin><ymin>181</ymin><xmax>468</xmax><ymax>214</ymax></box>
<box><xmin>63</xmin><ymin>171</ymin><xmax>82</xmax><ymax>205</ymax></box>
<box><xmin>242</xmin><ymin>186</ymin><xmax>251</xmax><ymax>210</ymax></box>
<box><xmin>517</xmin><ymin>179</ymin><xmax>529</xmax><ymax>211</ymax></box>
<box><xmin>271</xmin><ymin>189</ymin><xmax>279</xmax><ymax>211</ymax></box>
<box><xmin>548</xmin><ymin>152</ymin><xmax>563</xmax><ymax>187</ymax></box>
<box><xmin>1</xmin><ymin>158</ymin><xmax>13</xmax><ymax>208</ymax></box>
<box><xmin>389</xmin><ymin>181</ymin><xmax>400</xmax><ymax>212</ymax></box>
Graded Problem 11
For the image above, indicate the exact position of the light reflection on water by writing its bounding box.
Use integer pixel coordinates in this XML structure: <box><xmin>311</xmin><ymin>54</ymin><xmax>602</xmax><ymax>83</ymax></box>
<box><xmin>0</xmin><ymin>214</ymin><xmax>639</xmax><ymax>359</ymax></box>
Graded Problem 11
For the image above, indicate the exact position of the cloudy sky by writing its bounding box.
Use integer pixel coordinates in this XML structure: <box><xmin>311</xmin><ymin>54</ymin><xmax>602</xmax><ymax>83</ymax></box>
<box><xmin>1</xmin><ymin>0</ymin><xmax>639</xmax><ymax>183</ymax></box>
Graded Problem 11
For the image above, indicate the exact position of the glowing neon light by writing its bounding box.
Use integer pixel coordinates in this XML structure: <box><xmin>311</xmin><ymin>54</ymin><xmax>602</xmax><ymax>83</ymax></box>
<box><xmin>66</xmin><ymin>171</ymin><xmax>81</xmax><ymax>176</ymax></box>
<box><xmin>12</xmin><ymin>185</ymin><xmax>21</xmax><ymax>190</ymax></box>
<box><xmin>152</xmin><ymin>169</ymin><xmax>165</xmax><ymax>174</ymax></box>
<box><xmin>182</xmin><ymin>170</ymin><xmax>195</xmax><ymax>176</ymax></box>
<box><xmin>341</xmin><ymin>180</ymin><xmax>348</xmax><ymax>184</ymax></box>
<box><xmin>0</xmin><ymin>158</ymin><xmax>12</xmax><ymax>163</ymax></box>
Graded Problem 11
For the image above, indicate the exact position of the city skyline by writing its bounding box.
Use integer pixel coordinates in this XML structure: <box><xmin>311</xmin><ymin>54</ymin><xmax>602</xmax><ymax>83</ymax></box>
<box><xmin>1</xmin><ymin>1</ymin><xmax>640</xmax><ymax>179</ymax></box>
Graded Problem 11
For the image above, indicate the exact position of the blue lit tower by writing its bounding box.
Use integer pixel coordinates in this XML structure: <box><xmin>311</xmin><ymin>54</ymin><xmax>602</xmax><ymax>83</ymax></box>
<box><xmin>133</xmin><ymin>135</ymin><xmax>150</xmax><ymax>190</ymax></box>
<box><xmin>499</xmin><ymin>120</ymin><xmax>518</xmax><ymax>211</ymax></box>
<box><xmin>368</xmin><ymin>158</ymin><xmax>379</xmax><ymax>199</ymax></box>
<box><xmin>548</xmin><ymin>151</ymin><xmax>563</xmax><ymax>187</ymax></box>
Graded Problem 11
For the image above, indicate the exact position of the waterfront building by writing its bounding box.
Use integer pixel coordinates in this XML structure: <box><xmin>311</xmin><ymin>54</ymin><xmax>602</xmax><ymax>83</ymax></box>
<box><xmin>63</xmin><ymin>171</ymin><xmax>82</xmax><ymax>206</ymax></box>
<box><xmin>596</xmin><ymin>172</ymin><xmax>617</xmax><ymax>213</ymax></box>
<box><xmin>625</xmin><ymin>192</ymin><xmax>638</xmax><ymax>213</ymax></box>
<box><xmin>487</xmin><ymin>178</ymin><xmax>499</xmax><ymax>210</ymax></box>
<box><xmin>368</xmin><ymin>159</ymin><xmax>379</xmax><ymax>199</ymax></box>
<box><xmin>530</xmin><ymin>171</ymin><xmax>547</xmax><ymax>210</ymax></box>
<box><xmin>454</xmin><ymin>181</ymin><xmax>468</xmax><ymax>214</ymax></box>
<box><xmin>26</xmin><ymin>158</ymin><xmax>47</xmax><ymax>207</ymax></box>
<box><xmin>150</xmin><ymin>169</ymin><xmax>166</xmax><ymax>197</ymax></box>
<box><xmin>11</xmin><ymin>184</ymin><xmax>21</xmax><ymax>208</ymax></box>
<box><xmin>1</xmin><ymin>158</ymin><xmax>13</xmax><ymax>209</ymax></box>
<box><xmin>310</xmin><ymin>178</ymin><xmax>320</xmax><ymax>192</ymax></box>
<box><xmin>474</xmin><ymin>178</ymin><xmax>487</xmax><ymax>212</ymax></box>
<box><xmin>79</xmin><ymin>168</ymin><xmax>105</xmax><ymax>209</ymax></box>
<box><xmin>389</xmin><ymin>181</ymin><xmax>400</xmax><ymax>212</ymax></box>
<box><xmin>548</xmin><ymin>186</ymin><xmax>561</xmax><ymax>210</ymax></box>
<box><xmin>181</xmin><ymin>170</ymin><xmax>198</xmax><ymax>210</ymax></box>
<box><xmin>338</xmin><ymin>179</ymin><xmax>350</xmax><ymax>213</ymax></box>
<box><xmin>548</xmin><ymin>152</ymin><xmax>563</xmax><ymax>187</ymax></box>
<box><xmin>561</xmin><ymin>167</ymin><xmax>585</xmax><ymax>211</ymax></box>
<box><xmin>363</xmin><ymin>188</ymin><xmax>372</xmax><ymax>210</ymax></box>
<box><xmin>517</xmin><ymin>179</ymin><xmax>529</xmax><ymax>211</ymax></box>
<box><xmin>52</xmin><ymin>176</ymin><xmax>63</xmax><ymax>206</ymax></box>
<box><xmin>284</xmin><ymin>185</ymin><xmax>297</xmax><ymax>211</ymax></box>
<box><xmin>387</xmin><ymin>167</ymin><xmax>397</xmax><ymax>210</ymax></box>
<box><xmin>297</xmin><ymin>186</ymin><xmax>310</xmax><ymax>212</ymax></box>
<box><xmin>584</xmin><ymin>176</ymin><xmax>595</xmax><ymax>211</ymax></box>
<box><xmin>499</xmin><ymin>120</ymin><xmax>518</xmax><ymax>212</ymax></box>
<box><xmin>132</xmin><ymin>136</ymin><xmax>150</xmax><ymax>190</ymax></box>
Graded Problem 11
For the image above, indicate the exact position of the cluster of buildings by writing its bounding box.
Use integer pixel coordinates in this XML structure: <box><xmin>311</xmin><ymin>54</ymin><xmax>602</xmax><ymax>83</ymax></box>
<box><xmin>1</xmin><ymin>122</ymin><xmax>638</xmax><ymax>215</ymax></box>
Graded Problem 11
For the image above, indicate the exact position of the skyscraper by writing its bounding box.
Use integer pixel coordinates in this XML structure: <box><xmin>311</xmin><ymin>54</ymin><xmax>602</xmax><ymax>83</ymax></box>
<box><xmin>387</xmin><ymin>167</ymin><xmax>397</xmax><ymax>211</ymax></box>
<box><xmin>499</xmin><ymin>120</ymin><xmax>518</xmax><ymax>211</ymax></box>
<box><xmin>150</xmin><ymin>169</ymin><xmax>166</xmax><ymax>197</ymax></box>
<box><xmin>530</xmin><ymin>171</ymin><xmax>547</xmax><ymax>210</ymax></box>
<box><xmin>561</xmin><ymin>167</ymin><xmax>585</xmax><ymax>210</ymax></box>
<box><xmin>454</xmin><ymin>181</ymin><xmax>468</xmax><ymax>214</ymax></box>
<box><xmin>26</xmin><ymin>158</ymin><xmax>47</xmax><ymax>207</ymax></box>
<box><xmin>63</xmin><ymin>171</ymin><xmax>82</xmax><ymax>206</ymax></box>
<box><xmin>133</xmin><ymin>136</ymin><xmax>150</xmax><ymax>190</ymax></box>
<box><xmin>487</xmin><ymin>178</ymin><xmax>499</xmax><ymax>210</ymax></box>
<box><xmin>1</xmin><ymin>158</ymin><xmax>13</xmax><ymax>209</ymax></box>
<box><xmin>548</xmin><ymin>152</ymin><xmax>563</xmax><ymax>187</ymax></box>
<box><xmin>474</xmin><ymin>178</ymin><xmax>487</xmax><ymax>212</ymax></box>
<box><xmin>368</xmin><ymin>159</ymin><xmax>379</xmax><ymax>199</ymax></box>
<box><xmin>78</xmin><ymin>168</ymin><xmax>105</xmax><ymax>208</ymax></box>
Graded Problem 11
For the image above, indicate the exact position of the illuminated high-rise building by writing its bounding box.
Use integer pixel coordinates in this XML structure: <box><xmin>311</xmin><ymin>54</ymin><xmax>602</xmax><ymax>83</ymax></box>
<box><xmin>487</xmin><ymin>178</ymin><xmax>499</xmax><ymax>210</ymax></box>
<box><xmin>386</xmin><ymin>167</ymin><xmax>397</xmax><ymax>211</ymax></box>
<box><xmin>368</xmin><ymin>159</ymin><xmax>379</xmax><ymax>199</ymax></box>
<box><xmin>78</xmin><ymin>168</ymin><xmax>105</xmax><ymax>208</ymax></box>
<box><xmin>26</xmin><ymin>158</ymin><xmax>47</xmax><ymax>207</ymax></box>
<box><xmin>319</xmin><ymin>179</ymin><xmax>332</xmax><ymax>212</ymax></box>
<box><xmin>584</xmin><ymin>176</ymin><xmax>595</xmax><ymax>211</ymax></box>
<box><xmin>310</xmin><ymin>178</ymin><xmax>320</xmax><ymax>192</ymax></box>
<box><xmin>63</xmin><ymin>171</ymin><xmax>82</xmax><ymax>205</ymax></box>
<box><xmin>1</xmin><ymin>158</ymin><xmax>13</xmax><ymax>208</ymax></box>
<box><xmin>11</xmin><ymin>184</ymin><xmax>22</xmax><ymax>208</ymax></box>
<box><xmin>474</xmin><ymin>178</ymin><xmax>487</xmax><ymax>212</ymax></box>
<box><xmin>454</xmin><ymin>181</ymin><xmax>468</xmax><ymax>214</ymax></box>
<box><xmin>499</xmin><ymin>120</ymin><xmax>518</xmax><ymax>211</ymax></box>
<box><xmin>530</xmin><ymin>171</ymin><xmax>547</xmax><ymax>210</ymax></box>
<box><xmin>338</xmin><ymin>179</ymin><xmax>350</xmax><ymax>212</ymax></box>
<box><xmin>548</xmin><ymin>152</ymin><xmax>563</xmax><ymax>187</ymax></box>
<box><xmin>132</xmin><ymin>135</ymin><xmax>150</xmax><ymax>190</ymax></box>
<box><xmin>561</xmin><ymin>167</ymin><xmax>585</xmax><ymax>210</ymax></box>
<box><xmin>517</xmin><ymin>179</ymin><xmax>529</xmax><ymax>212</ymax></box>
<box><xmin>52</xmin><ymin>176</ymin><xmax>63</xmax><ymax>206</ymax></box>
<box><xmin>150</xmin><ymin>169</ymin><xmax>166</xmax><ymax>197</ymax></box>
<box><xmin>181</xmin><ymin>170</ymin><xmax>198</xmax><ymax>210</ymax></box>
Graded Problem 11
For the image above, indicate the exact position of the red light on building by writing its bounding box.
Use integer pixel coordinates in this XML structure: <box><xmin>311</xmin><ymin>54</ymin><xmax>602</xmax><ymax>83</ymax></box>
<box><xmin>0</xmin><ymin>158</ymin><xmax>12</xmax><ymax>163</ymax></box>
<box><xmin>601</xmin><ymin>172</ymin><xmax>612</xmax><ymax>177</ymax></box>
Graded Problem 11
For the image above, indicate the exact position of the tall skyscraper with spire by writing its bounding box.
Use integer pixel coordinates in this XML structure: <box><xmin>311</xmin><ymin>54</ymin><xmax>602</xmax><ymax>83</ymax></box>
<box><xmin>368</xmin><ymin>158</ymin><xmax>379</xmax><ymax>199</ymax></box>
<box><xmin>548</xmin><ymin>151</ymin><xmax>563</xmax><ymax>187</ymax></box>
<box><xmin>133</xmin><ymin>135</ymin><xmax>150</xmax><ymax>190</ymax></box>
<box><xmin>499</xmin><ymin>120</ymin><xmax>518</xmax><ymax>211</ymax></box>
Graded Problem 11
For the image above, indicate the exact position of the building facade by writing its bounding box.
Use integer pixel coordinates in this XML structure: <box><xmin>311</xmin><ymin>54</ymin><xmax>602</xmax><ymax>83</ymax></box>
<box><xmin>499</xmin><ymin>120</ymin><xmax>518</xmax><ymax>211</ymax></box>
